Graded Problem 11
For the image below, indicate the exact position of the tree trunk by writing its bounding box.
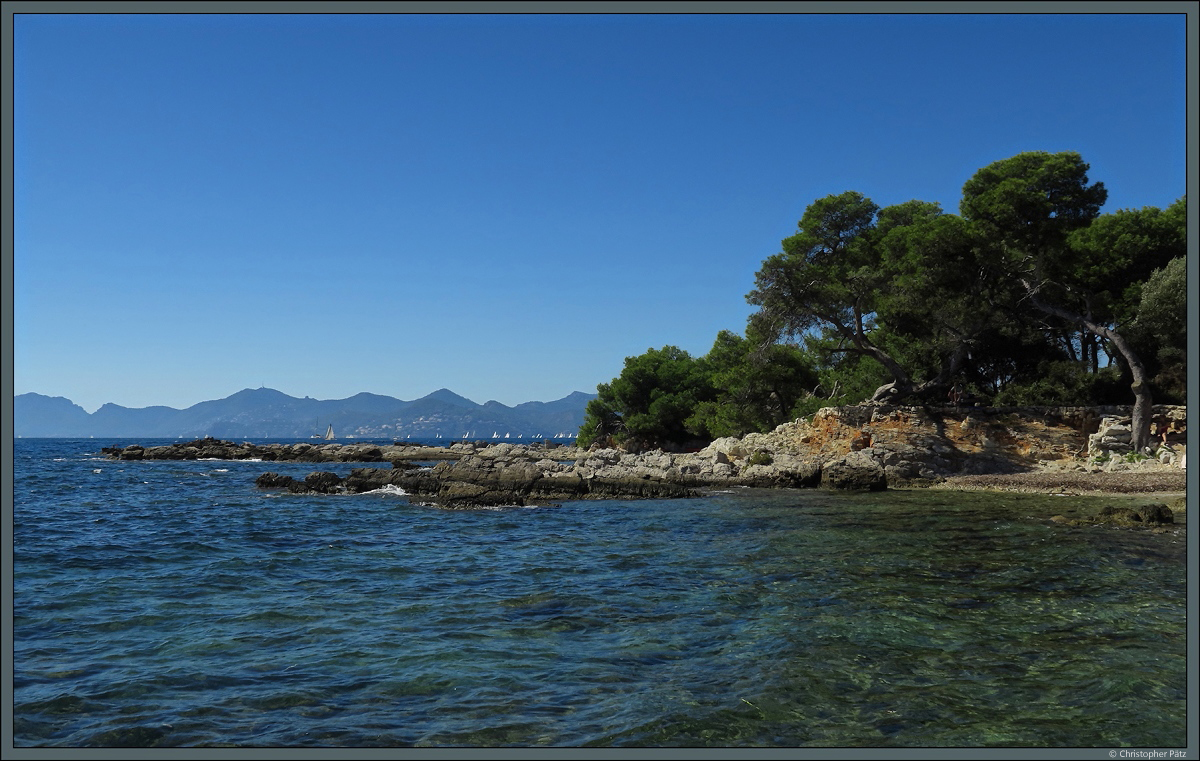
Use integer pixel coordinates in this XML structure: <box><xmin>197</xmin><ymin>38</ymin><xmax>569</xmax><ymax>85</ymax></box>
<box><xmin>828</xmin><ymin>320</ymin><xmax>918</xmax><ymax>404</ymax></box>
<box><xmin>868</xmin><ymin>380</ymin><xmax>907</xmax><ymax>403</ymax></box>
<box><xmin>832</xmin><ymin>310</ymin><xmax>971</xmax><ymax>407</ymax></box>
<box><xmin>1062</xmin><ymin>330</ymin><xmax>1078</xmax><ymax>362</ymax></box>
<box><xmin>865</xmin><ymin>342</ymin><xmax>970</xmax><ymax>405</ymax></box>
<box><xmin>1022</xmin><ymin>281</ymin><xmax>1154</xmax><ymax>452</ymax></box>
<box><xmin>860</xmin><ymin>346</ymin><xmax>917</xmax><ymax>403</ymax></box>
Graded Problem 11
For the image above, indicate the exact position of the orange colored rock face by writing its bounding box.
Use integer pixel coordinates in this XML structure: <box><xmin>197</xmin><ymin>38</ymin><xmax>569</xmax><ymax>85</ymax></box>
<box><xmin>768</xmin><ymin>404</ymin><xmax>1185</xmax><ymax>470</ymax></box>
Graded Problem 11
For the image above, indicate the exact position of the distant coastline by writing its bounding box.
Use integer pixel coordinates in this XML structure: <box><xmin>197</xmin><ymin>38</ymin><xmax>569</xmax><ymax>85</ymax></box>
<box><xmin>13</xmin><ymin>387</ymin><xmax>596</xmax><ymax>440</ymax></box>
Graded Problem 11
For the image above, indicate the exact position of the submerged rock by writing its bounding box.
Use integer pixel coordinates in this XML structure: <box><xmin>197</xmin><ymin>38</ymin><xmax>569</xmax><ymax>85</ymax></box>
<box><xmin>1051</xmin><ymin>503</ymin><xmax>1177</xmax><ymax>529</ymax></box>
<box><xmin>1092</xmin><ymin>503</ymin><xmax>1175</xmax><ymax>526</ymax></box>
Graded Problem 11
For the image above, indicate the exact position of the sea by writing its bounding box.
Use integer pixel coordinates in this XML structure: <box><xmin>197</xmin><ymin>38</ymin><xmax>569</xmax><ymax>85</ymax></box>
<box><xmin>10</xmin><ymin>438</ymin><xmax>1190</xmax><ymax>748</ymax></box>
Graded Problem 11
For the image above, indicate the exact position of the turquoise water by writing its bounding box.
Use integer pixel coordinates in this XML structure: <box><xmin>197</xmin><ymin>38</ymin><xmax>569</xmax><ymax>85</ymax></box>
<box><xmin>12</xmin><ymin>439</ymin><xmax>1188</xmax><ymax>747</ymax></box>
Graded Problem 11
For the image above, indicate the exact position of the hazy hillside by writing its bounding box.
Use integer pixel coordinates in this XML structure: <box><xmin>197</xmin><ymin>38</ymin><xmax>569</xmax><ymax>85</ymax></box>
<box><xmin>14</xmin><ymin>388</ymin><xmax>596</xmax><ymax>439</ymax></box>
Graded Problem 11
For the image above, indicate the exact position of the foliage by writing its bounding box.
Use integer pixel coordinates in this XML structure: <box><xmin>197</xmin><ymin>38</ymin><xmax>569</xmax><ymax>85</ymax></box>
<box><xmin>990</xmin><ymin>362</ymin><xmax>1127</xmax><ymax>407</ymax></box>
<box><xmin>747</xmin><ymin>450</ymin><xmax>773</xmax><ymax>467</ymax></box>
<box><xmin>748</xmin><ymin>190</ymin><xmax>1005</xmax><ymax>404</ymax></box>
<box><xmin>1136</xmin><ymin>255</ymin><xmax>1187</xmax><ymax>339</ymax></box>
<box><xmin>959</xmin><ymin>150</ymin><xmax>1107</xmax><ymax>251</ymax></box>
<box><xmin>577</xmin><ymin>333</ymin><xmax>824</xmax><ymax>449</ymax></box>
<box><xmin>1132</xmin><ymin>254</ymin><xmax>1188</xmax><ymax>403</ymax></box>
<box><xmin>575</xmin><ymin>395</ymin><xmax>624</xmax><ymax>450</ymax></box>
<box><xmin>687</xmin><ymin>325</ymin><xmax>819</xmax><ymax>438</ymax></box>
<box><xmin>575</xmin><ymin>346</ymin><xmax>715</xmax><ymax>451</ymax></box>
<box><xmin>952</xmin><ymin>321</ymin><xmax>1062</xmax><ymax>403</ymax></box>
<box><xmin>1065</xmin><ymin>202</ymin><xmax>1185</xmax><ymax>325</ymax></box>
<box><xmin>785</xmin><ymin>332</ymin><xmax>891</xmax><ymax>419</ymax></box>
<box><xmin>747</xmin><ymin>191</ymin><xmax>884</xmax><ymax>347</ymax></box>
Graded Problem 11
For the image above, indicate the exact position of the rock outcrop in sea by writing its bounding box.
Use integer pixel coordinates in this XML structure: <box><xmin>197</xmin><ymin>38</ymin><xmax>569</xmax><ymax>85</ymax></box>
<box><xmin>256</xmin><ymin>454</ymin><xmax>698</xmax><ymax>507</ymax></box>
<box><xmin>1048</xmin><ymin>502</ymin><xmax>1179</xmax><ymax>532</ymax></box>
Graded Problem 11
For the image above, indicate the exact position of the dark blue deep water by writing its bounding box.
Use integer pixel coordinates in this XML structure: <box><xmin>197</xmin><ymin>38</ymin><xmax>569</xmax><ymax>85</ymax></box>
<box><xmin>12</xmin><ymin>439</ymin><xmax>1188</xmax><ymax>748</ymax></box>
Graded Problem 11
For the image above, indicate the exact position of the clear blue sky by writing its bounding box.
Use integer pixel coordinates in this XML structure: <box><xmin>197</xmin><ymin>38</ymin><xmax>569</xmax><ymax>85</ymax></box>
<box><xmin>13</xmin><ymin>11</ymin><xmax>1189</xmax><ymax>413</ymax></box>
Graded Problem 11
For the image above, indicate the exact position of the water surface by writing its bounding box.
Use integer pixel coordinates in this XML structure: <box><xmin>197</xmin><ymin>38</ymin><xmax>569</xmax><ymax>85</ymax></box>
<box><xmin>12</xmin><ymin>439</ymin><xmax>1187</xmax><ymax>747</ymax></box>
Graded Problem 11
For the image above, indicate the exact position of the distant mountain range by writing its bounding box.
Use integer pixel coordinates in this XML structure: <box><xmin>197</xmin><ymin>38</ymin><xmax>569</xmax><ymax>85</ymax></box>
<box><xmin>14</xmin><ymin>387</ymin><xmax>597</xmax><ymax>440</ymax></box>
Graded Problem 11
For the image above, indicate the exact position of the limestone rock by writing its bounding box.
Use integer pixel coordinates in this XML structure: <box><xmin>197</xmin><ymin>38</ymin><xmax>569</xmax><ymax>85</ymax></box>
<box><xmin>820</xmin><ymin>451</ymin><xmax>887</xmax><ymax>491</ymax></box>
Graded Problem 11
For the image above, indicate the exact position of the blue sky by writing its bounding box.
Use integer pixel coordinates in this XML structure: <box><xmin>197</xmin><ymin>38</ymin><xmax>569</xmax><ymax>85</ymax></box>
<box><xmin>13</xmin><ymin>12</ymin><xmax>1189</xmax><ymax>413</ymax></box>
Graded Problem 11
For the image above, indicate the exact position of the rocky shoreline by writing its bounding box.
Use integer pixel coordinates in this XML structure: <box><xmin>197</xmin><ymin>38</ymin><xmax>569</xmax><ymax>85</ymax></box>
<box><xmin>101</xmin><ymin>404</ymin><xmax>1187</xmax><ymax>508</ymax></box>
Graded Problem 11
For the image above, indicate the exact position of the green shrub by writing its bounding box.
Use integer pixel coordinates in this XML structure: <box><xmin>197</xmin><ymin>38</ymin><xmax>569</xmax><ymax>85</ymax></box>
<box><xmin>747</xmin><ymin>450</ymin><xmax>774</xmax><ymax>467</ymax></box>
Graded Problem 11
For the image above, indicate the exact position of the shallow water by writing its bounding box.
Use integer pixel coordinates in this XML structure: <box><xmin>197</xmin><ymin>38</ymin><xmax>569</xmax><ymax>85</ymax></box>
<box><xmin>12</xmin><ymin>439</ymin><xmax>1188</xmax><ymax>747</ymax></box>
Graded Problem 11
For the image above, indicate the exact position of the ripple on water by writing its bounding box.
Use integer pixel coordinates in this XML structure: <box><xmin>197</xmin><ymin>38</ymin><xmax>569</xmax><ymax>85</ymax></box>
<box><xmin>12</xmin><ymin>442</ymin><xmax>1188</xmax><ymax>747</ymax></box>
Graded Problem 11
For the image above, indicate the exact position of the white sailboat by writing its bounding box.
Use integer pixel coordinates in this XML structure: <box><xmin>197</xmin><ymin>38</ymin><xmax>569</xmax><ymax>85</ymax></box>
<box><xmin>323</xmin><ymin>424</ymin><xmax>335</xmax><ymax>440</ymax></box>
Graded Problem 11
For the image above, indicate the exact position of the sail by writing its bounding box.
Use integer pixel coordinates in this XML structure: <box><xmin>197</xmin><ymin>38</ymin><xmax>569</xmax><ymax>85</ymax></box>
<box><xmin>324</xmin><ymin>424</ymin><xmax>335</xmax><ymax>440</ymax></box>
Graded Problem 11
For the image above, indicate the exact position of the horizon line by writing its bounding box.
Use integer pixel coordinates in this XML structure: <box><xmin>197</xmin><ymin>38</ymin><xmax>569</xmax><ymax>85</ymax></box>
<box><xmin>15</xmin><ymin>385</ymin><xmax>598</xmax><ymax>414</ymax></box>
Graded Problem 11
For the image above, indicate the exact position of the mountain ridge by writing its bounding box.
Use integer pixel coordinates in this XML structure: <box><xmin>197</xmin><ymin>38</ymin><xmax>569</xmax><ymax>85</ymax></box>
<box><xmin>14</xmin><ymin>387</ymin><xmax>596</xmax><ymax>439</ymax></box>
